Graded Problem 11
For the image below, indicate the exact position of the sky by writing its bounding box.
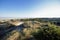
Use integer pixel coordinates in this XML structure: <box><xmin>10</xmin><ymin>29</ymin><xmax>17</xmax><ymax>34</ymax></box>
<box><xmin>0</xmin><ymin>0</ymin><xmax>60</xmax><ymax>18</ymax></box>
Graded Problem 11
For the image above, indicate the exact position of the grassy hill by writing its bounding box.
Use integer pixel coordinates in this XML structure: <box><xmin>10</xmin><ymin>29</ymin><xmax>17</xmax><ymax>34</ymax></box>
<box><xmin>0</xmin><ymin>18</ymin><xmax>60</xmax><ymax>40</ymax></box>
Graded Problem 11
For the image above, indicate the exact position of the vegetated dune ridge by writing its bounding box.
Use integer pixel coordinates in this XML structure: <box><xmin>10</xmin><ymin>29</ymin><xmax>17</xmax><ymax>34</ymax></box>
<box><xmin>0</xmin><ymin>18</ymin><xmax>60</xmax><ymax>40</ymax></box>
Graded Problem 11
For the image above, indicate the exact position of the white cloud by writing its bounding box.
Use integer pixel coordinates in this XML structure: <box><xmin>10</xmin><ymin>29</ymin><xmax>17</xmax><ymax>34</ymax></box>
<box><xmin>31</xmin><ymin>4</ymin><xmax>60</xmax><ymax>18</ymax></box>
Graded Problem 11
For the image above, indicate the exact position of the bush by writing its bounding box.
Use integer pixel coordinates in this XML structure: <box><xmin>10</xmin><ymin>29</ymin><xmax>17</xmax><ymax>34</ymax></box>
<box><xmin>32</xmin><ymin>25</ymin><xmax>60</xmax><ymax>40</ymax></box>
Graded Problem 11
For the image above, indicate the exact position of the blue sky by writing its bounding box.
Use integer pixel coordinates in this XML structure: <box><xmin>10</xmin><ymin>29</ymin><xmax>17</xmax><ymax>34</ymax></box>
<box><xmin>0</xmin><ymin>0</ymin><xmax>60</xmax><ymax>18</ymax></box>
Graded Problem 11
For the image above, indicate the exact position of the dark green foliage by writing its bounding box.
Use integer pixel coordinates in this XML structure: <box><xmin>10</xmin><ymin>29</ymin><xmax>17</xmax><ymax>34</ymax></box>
<box><xmin>32</xmin><ymin>26</ymin><xmax>60</xmax><ymax>40</ymax></box>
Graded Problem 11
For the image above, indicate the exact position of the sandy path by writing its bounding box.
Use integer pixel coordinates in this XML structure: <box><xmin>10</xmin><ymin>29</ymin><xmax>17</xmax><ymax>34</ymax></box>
<box><xmin>6</xmin><ymin>32</ymin><xmax>20</xmax><ymax>40</ymax></box>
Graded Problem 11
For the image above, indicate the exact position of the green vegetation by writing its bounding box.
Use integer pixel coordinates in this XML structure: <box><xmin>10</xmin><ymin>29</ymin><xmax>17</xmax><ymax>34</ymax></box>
<box><xmin>32</xmin><ymin>24</ymin><xmax>60</xmax><ymax>40</ymax></box>
<box><xmin>0</xmin><ymin>18</ymin><xmax>60</xmax><ymax>40</ymax></box>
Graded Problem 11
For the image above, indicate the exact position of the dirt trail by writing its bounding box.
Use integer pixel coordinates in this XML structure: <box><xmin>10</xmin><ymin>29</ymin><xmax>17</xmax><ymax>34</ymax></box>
<box><xmin>6</xmin><ymin>32</ymin><xmax>20</xmax><ymax>40</ymax></box>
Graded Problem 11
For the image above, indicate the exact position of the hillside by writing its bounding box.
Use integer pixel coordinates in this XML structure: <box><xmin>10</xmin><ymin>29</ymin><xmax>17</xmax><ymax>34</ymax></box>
<box><xmin>0</xmin><ymin>18</ymin><xmax>60</xmax><ymax>40</ymax></box>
